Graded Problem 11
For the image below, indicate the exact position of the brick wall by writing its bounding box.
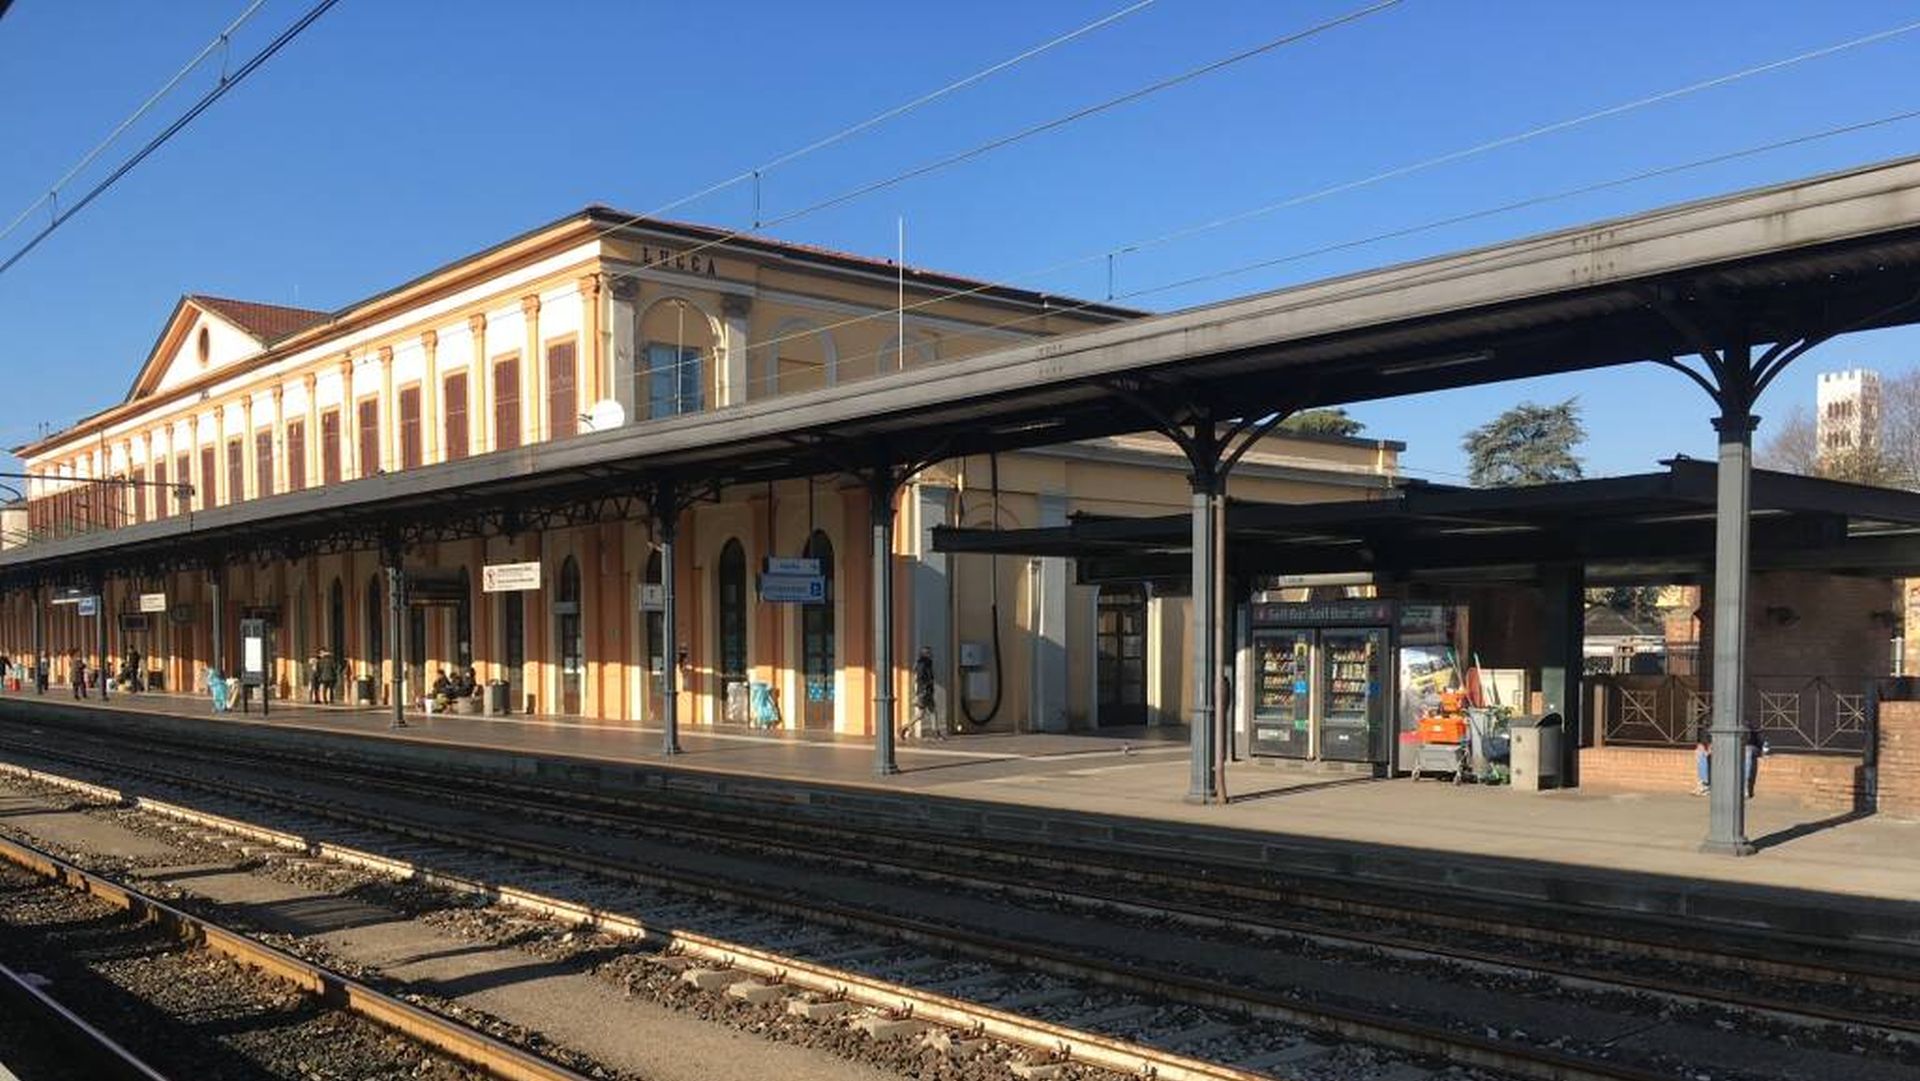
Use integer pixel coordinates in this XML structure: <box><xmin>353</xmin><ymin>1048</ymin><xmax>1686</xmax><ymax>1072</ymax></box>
<box><xmin>1581</xmin><ymin>745</ymin><xmax>1866</xmax><ymax>812</ymax></box>
<box><xmin>1880</xmin><ymin>701</ymin><xmax>1920</xmax><ymax>818</ymax></box>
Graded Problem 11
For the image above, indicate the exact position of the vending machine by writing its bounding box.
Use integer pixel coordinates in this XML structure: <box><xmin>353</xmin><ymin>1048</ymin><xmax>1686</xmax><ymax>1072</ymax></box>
<box><xmin>1246</xmin><ymin>599</ymin><xmax>1393</xmax><ymax>765</ymax></box>
<box><xmin>1250</xmin><ymin>629</ymin><xmax>1312</xmax><ymax>757</ymax></box>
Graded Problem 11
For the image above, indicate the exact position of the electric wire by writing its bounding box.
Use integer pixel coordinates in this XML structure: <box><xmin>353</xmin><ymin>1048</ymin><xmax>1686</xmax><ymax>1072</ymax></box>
<box><xmin>723</xmin><ymin>16</ymin><xmax>1920</xmax><ymax>389</ymax></box>
<box><xmin>732</xmin><ymin>104</ymin><xmax>1920</xmax><ymax>401</ymax></box>
<box><xmin>0</xmin><ymin>0</ymin><xmax>271</xmax><ymax>248</ymax></box>
<box><xmin>0</xmin><ymin>0</ymin><xmax>342</xmax><ymax>279</ymax></box>
<box><xmin>590</xmin><ymin>0</ymin><xmax>1405</xmax><ymax>297</ymax></box>
<box><xmin>639</xmin><ymin>0</ymin><xmax>1159</xmax><ymax>228</ymax></box>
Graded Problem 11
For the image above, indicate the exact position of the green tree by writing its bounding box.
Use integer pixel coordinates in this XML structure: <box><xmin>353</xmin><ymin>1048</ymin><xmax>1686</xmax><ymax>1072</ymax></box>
<box><xmin>1585</xmin><ymin>585</ymin><xmax>1663</xmax><ymax>620</ymax></box>
<box><xmin>1279</xmin><ymin>408</ymin><xmax>1364</xmax><ymax>438</ymax></box>
<box><xmin>1462</xmin><ymin>399</ymin><xmax>1585</xmax><ymax>487</ymax></box>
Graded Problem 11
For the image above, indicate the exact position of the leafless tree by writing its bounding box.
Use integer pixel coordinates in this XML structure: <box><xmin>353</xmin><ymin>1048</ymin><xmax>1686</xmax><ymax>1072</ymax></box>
<box><xmin>1759</xmin><ymin>404</ymin><xmax>1820</xmax><ymax>474</ymax></box>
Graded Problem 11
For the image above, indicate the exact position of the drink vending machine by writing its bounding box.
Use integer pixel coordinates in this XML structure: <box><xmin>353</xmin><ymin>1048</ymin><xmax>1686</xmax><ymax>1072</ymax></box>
<box><xmin>1246</xmin><ymin>598</ymin><xmax>1456</xmax><ymax>770</ymax></box>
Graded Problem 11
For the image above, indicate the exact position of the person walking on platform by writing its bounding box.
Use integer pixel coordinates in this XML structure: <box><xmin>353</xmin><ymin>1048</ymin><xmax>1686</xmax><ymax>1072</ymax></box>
<box><xmin>910</xmin><ymin>645</ymin><xmax>943</xmax><ymax>740</ymax></box>
<box><xmin>70</xmin><ymin>653</ymin><xmax>87</xmax><ymax>700</ymax></box>
<box><xmin>315</xmin><ymin>650</ymin><xmax>337</xmax><ymax>705</ymax></box>
<box><xmin>306</xmin><ymin>653</ymin><xmax>321</xmax><ymax>704</ymax></box>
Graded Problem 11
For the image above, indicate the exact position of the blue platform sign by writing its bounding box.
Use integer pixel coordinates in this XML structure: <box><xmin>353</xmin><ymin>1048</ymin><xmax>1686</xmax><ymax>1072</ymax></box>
<box><xmin>76</xmin><ymin>596</ymin><xmax>98</xmax><ymax>617</ymax></box>
<box><xmin>760</xmin><ymin>574</ymin><xmax>826</xmax><ymax>604</ymax></box>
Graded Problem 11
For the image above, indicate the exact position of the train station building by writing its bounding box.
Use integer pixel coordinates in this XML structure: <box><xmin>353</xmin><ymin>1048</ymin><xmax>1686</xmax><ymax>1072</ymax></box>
<box><xmin>0</xmin><ymin>211</ymin><xmax>1401</xmax><ymax>735</ymax></box>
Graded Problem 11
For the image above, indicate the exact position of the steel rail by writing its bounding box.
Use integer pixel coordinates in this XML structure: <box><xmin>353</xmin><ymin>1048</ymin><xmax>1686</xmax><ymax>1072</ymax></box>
<box><xmin>0</xmin><ymin>830</ymin><xmax>598</xmax><ymax>1081</ymax></box>
<box><xmin>21</xmin><ymin>717</ymin><xmax>1907</xmax><ymax>1001</ymax></box>
<box><xmin>0</xmin><ymin>750</ymin><xmax>1701</xmax><ymax>1081</ymax></box>
<box><xmin>0</xmin><ymin>958</ymin><xmax>174</xmax><ymax>1081</ymax></box>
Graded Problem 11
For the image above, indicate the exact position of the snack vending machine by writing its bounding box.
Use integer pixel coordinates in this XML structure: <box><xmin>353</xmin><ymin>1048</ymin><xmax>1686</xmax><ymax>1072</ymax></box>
<box><xmin>1246</xmin><ymin>599</ymin><xmax>1392</xmax><ymax>765</ymax></box>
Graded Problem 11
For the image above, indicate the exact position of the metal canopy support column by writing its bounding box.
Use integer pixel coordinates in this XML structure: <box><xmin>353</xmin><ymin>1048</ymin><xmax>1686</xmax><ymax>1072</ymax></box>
<box><xmin>1539</xmin><ymin>563</ymin><xmax>1583</xmax><ymax>787</ymax></box>
<box><xmin>32</xmin><ymin>583</ymin><xmax>44</xmax><ymax>694</ymax></box>
<box><xmin>208</xmin><ymin>562</ymin><xmax>226</xmax><ymax>679</ymax></box>
<box><xmin>871</xmin><ymin>471</ymin><xmax>900</xmax><ymax>777</ymax></box>
<box><xmin>94</xmin><ymin>571</ymin><xmax>109</xmax><ymax>703</ymax></box>
<box><xmin>1704</xmin><ymin>348</ymin><xmax>1758</xmax><ymax>855</ymax></box>
<box><xmin>1104</xmin><ymin>383</ymin><xmax>1304</xmax><ymax>805</ymax></box>
<box><xmin>652</xmin><ymin>483</ymin><xmax>684</xmax><ymax>757</ymax></box>
<box><xmin>386</xmin><ymin>552</ymin><xmax>408</xmax><ymax>729</ymax></box>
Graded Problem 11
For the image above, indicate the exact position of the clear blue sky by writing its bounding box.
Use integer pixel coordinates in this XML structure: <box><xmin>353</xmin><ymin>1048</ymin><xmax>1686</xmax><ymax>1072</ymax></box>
<box><xmin>3</xmin><ymin>0</ymin><xmax>1919</xmax><ymax>485</ymax></box>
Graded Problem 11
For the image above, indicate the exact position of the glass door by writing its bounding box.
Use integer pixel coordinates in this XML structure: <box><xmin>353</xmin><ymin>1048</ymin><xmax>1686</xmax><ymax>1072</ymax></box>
<box><xmin>1250</xmin><ymin>629</ymin><xmax>1312</xmax><ymax>757</ymax></box>
<box><xmin>1318</xmin><ymin>628</ymin><xmax>1384</xmax><ymax>762</ymax></box>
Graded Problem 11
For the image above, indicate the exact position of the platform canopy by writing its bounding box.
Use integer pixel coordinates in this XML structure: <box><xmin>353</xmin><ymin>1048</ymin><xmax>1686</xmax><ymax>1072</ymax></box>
<box><xmin>8</xmin><ymin>154</ymin><xmax>1920</xmax><ymax>583</ymax></box>
<box><xmin>931</xmin><ymin>460</ymin><xmax>1920</xmax><ymax>586</ymax></box>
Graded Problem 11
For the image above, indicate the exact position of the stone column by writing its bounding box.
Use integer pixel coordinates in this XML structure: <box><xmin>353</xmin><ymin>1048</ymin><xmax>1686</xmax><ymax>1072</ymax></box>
<box><xmin>302</xmin><ymin>373</ymin><xmax>319</xmax><ymax>488</ymax></box>
<box><xmin>271</xmin><ymin>385</ymin><xmax>287</xmax><ymax>494</ymax></box>
<box><xmin>420</xmin><ymin>329</ymin><xmax>440</xmax><ymax>464</ymax></box>
<box><xmin>578</xmin><ymin>275</ymin><xmax>603</xmax><ymax>410</ymax></box>
<box><xmin>338</xmin><ymin>354</ymin><xmax>355</xmax><ymax>479</ymax></box>
<box><xmin>378</xmin><ymin>345</ymin><xmax>395</xmax><ymax>473</ymax></box>
<box><xmin>242</xmin><ymin>396</ymin><xmax>257</xmax><ymax>501</ymax></box>
<box><xmin>721</xmin><ymin>294</ymin><xmax>752</xmax><ymax>406</ymax></box>
<box><xmin>187</xmin><ymin>414</ymin><xmax>202</xmax><ymax>509</ymax></box>
<box><xmin>469</xmin><ymin>314</ymin><xmax>490</xmax><ymax>453</ymax></box>
<box><xmin>520</xmin><ymin>294</ymin><xmax>542</xmax><ymax>445</ymax></box>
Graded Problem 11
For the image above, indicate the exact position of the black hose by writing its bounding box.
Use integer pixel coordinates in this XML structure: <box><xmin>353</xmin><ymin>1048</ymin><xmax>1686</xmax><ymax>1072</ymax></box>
<box><xmin>960</xmin><ymin>452</ymin><xmax>1005</xmax><ymax>729</ymax></box>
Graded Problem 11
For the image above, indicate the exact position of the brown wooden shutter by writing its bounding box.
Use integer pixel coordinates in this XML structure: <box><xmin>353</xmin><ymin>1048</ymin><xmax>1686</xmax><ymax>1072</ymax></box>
<box><xmin>399</xmin><ymin>386</ymin><xmax>422</xmax><ymax>469</ymax></box>
<box><xmin>132</xmin><ymin>467</ymin><xmax>146</xmax><ymax>522</ymax></box>
<box><xmin>357</xmin><ymin>399</ymin><xmax>380</xmax><ymax>477</ymax></box>
<box><xmin>152</xmin><ymin>460</ymin><xmax>167</xmax><ymax>519</ymax></box>
<box><xmin>547</xmin><ymin>341</ymin><xmax>576</xmax><ymax>439</ymax></box>
<box><xmin>321</xmin><ymin>411</ymin><xmax>341</xmax><ymax>485</ymax></box>
<box><xmin>255</xmin><ymin>430</ymin><xmax>274</xmax><ymax>498</ymax></box>
<box><xmin>226</xmin><ymin>440</ymin><xmax>243</xmax><ymax>504</ymax></box>
<box><xmin>200</xmin><ymin>446</ymin><xmax>216</xmax><ymax>509</ymax></box>
<box><xmin>444</xmin><ymin>372</ymin><xmax>469</xmax><ymax>460</ymax></box>
<box><xmin>494</xmin><ymin>357</ymin><xmax>520</xmax><ymax>451</ymax></box>
<box><xmin>175</xmin><ymin>454</ymin><xmax>191</xmax><ymax>512</ymax></box>
<box><xmin>286</xmin><ymin>420</ymin><xmax>306</xmax><ymax>491</ymax></box>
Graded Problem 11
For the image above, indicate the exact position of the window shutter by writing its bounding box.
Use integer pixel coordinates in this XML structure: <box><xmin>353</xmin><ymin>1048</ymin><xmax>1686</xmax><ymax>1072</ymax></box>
<box><xmin>444</xmin><ymin>372</ymin><xmax>469</xmax><ymax>460</ymax></box>
<box><xmin>547</xmin><ymin>341</ymin><xmax>576</xmax><ymax>439</ymax></box>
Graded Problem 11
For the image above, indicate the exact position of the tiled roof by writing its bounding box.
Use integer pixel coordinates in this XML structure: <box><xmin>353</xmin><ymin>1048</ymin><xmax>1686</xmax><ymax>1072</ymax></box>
<box><xmin>189</xmin><ymin>294</ymin><xmax>330</xmax><ymax>343</ymax></box>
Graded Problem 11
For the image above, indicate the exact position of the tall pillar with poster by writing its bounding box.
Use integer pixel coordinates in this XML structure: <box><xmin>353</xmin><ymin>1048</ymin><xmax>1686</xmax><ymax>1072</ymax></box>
<box><xmin>240</xmin><ymin>616</ymin><xmax>271</xmax><ymax>715</ymax></box>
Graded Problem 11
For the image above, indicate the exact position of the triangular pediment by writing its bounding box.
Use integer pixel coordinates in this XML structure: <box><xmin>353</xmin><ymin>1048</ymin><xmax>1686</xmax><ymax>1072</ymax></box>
<box><xmin>126</xmin><ymin>295</ymin><xmax>328</xmax><ymax>403</ymax></box>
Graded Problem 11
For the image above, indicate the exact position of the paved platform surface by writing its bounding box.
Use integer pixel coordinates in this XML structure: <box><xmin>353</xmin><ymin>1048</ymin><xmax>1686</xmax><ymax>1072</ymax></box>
<box><xmin>4</xmin><ymin>688</ymin><xmax>1917</xmax><ymax>945</ymax></box>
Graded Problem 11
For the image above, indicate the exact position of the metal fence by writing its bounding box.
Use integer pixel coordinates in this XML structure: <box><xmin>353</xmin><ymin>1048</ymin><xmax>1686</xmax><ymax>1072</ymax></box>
<box><xmin>1592</xmin><ymin>673</ymin><xmax>1879</xmax><ymax>754</ymax></box>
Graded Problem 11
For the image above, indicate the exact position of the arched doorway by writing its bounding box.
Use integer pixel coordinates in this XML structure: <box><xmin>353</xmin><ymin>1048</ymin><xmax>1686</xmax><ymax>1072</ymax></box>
<box><xmin>364</xmin><ymin>574</ymin><xmax>384</xmax><ymax>703</ymax></box>
<box><xmin>327</xmin><ymin>577</ymin><xmax>345</xmax><ymax>691</ymax></box>
<box><xmin>1096</xmin><ymin>583</ymin><xmax>1148</xmax><ymax>727</ymax></box>
<box><xmin>715</xmin><ymin>538</ymin><xmax>747</xmax><ymax>722</ymax></box>
<box><xmin>556</xmin><ymin>556</ymin><xmax>582</xmax><ymax>716</ymax></box>
<box><xmin>643</xmin><ymin>548</ymin><xmax>663</xmax><ymax>721</ymax></box>
<box><xmin>454</xmin><ymin>568</ymin><xmax>473</xmax><ymax>671</ymax></box>
<box><xmin>800</xmin><ymin>530</ymin><xmax>835</xmax><ymax>729</ymax></box>
<box><xmin>502</xmin><ymin>591</ymin><xmax>525</xmax><ymax>712</ymax></box>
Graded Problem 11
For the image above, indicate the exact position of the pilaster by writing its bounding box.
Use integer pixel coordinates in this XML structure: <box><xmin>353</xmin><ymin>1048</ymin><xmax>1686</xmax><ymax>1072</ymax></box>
<box><xmin>420</xmin><ymin>329</ymin><xmax>439</xmax><ymax>464</ymax></box>
<box><xmin>520</xmin><ymin>295</ymin><xmax>542</xmax><ymax>445</ymax></box>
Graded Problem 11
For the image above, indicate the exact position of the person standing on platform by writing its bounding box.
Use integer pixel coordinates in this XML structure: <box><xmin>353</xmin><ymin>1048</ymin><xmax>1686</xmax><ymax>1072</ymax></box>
<box><xmin>70</xmin><ymin>653</ymin><xmax>87</xmax><ymax>700</ymax></box>
<box><xmin>1745</xmin><ymin>721</ymin><xmax>1766</xmax><ymax>798</ymax></box>
<box><xmin>1692</xmin><ymin>730</ymin><xmax>1711</xmax><ymax>796</ymax></box>
<box><xmin>912</xmin><ymin>645</ymin><xmax>942</xmax><ymax>740</ymax></box>
<box><xmin>306</xmin><ymin>653</ymin><xmax>321</xmax><ymax>704</ymax></box>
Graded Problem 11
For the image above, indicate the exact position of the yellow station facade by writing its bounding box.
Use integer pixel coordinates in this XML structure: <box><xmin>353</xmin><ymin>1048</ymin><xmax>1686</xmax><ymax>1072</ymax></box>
<box><xmin>5</xmin><ymin>210</ymin><xmax>1399</xmax><ymax>734</ymax></box>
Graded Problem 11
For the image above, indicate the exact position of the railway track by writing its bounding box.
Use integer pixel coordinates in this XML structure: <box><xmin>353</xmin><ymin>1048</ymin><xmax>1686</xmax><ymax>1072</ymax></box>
<box><xmin>0</xmin><ymin>829</ymin><xmax>595</xmax><ymax>1081</ymax></box>
<box><xmin>0</xmin><ymin>725</ymin><xmax>1910</xmax><ymax>1081</ymax></box>
<box><xmin>0</xmin><ymin>955</ymin><xmax>171</xmax><ymax>1081</ymax></box>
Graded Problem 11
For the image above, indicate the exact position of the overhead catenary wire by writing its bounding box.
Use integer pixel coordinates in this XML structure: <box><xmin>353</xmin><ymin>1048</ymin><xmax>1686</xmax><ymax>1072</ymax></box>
<box><xmin>0</xmin><ymin>0</ymin><xmax>272</xmax><ymax>249</ymax></box>
<box><xmin>0</xmin><ymin>0</ymin><xmax>343</xmax><ymax>279</ymax></box>
<box><xmin>735</xmin><ymin>103</ymin><xmax>1920</xmax><ymax>400</ymax></box>
<box><xmin>722</xmin><ymin>15</ymin><xmax>1920</xmax><ymax>389</ymax></box>
<box><xmin>595</xmin><ymin>0</ymin><xmax>1405</xmax><ymax>299</ymax></box>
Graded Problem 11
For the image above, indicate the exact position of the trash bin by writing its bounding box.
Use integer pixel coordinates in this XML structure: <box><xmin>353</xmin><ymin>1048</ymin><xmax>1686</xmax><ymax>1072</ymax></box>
<box><xmin>1509</xmin><ymin>712</ymin><xmax>1563</xmax><ymax>792</ymax></box>
<box><xmin>485</xmin><ymin>679</ymin><xmax>510</xmax><ymax>715</ymax></box>
<box><xmin>355</xmin><ymin>676</ymin><xmax>376</xmax><ymax>705</ymax></box>
<box><xmin>147</xmin><ymin>669</ymin><xmax>164</xmax><ymax>692</ymax></box>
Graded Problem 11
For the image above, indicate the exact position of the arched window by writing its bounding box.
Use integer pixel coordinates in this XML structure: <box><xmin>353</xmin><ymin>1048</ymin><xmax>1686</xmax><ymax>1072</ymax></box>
<box><xmin>639</xmin><ymin>299</ymin><xmax>717</xmax><ymax>419</ymax></box>
<box><xmin>557</xmin><ymin>556</ymin><xmax>583</xmax><ymax>716</ymax></box>
<box><xmin>328</xmin><ymin>578</ymin><xmax>345</xmax><ymax>664</ymax></box>
<box><xmin>716</xmin><ymin>539</ymin><xmax>747</xmax><ymax>719</ymax></box>
<box><xmin>800</xmin><ymin>531</ymin><xmax>835</xmax><ymax>729</ymax></box>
